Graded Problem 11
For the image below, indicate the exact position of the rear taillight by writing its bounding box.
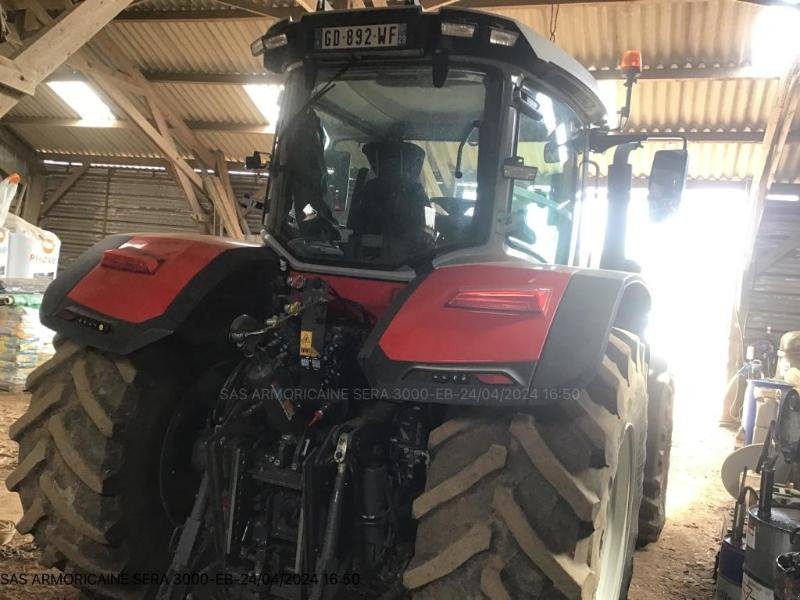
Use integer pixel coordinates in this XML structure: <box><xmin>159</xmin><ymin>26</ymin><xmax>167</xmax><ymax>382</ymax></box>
<box><xmin>475</xmin><ymin>373</ymin><xmax>514</xmax><ymax>385</ymax></box>
<box><xmin>446</xmin><ymin>287</ymin><xmax>551</xmax><ymax>314</ymax></box>
<box><xmin>101</xmin><ymin>248</ymin><xmax>161</xmax><ymax>274</ymax></box>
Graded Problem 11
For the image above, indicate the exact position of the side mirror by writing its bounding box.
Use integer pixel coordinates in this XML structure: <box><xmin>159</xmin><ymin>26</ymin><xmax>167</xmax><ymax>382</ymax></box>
<box><xmin>543</xmin><ymin>140</ymin><xmax>561</xmax><ymax>164</ymax></box>
<box><xmin>648</xmin><ymin>148</ymin><xmax>687</xmax><ymax>221</ymax></box>
<box><xmin>245</xmin><ymin>151</ymin><xmax>269</xmax><ymax>170</ymax></box>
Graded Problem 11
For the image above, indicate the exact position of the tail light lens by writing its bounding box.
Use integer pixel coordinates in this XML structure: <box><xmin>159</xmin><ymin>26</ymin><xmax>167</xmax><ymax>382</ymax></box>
<box><xmin>446</xmin><ymin>287</ymin><xmax>551</xmax><ymax>314</ymax></box>
<box><xmin>101</xmin><ymin>247</ymin><xmax>161</xmax><ymax>274</ymax></box>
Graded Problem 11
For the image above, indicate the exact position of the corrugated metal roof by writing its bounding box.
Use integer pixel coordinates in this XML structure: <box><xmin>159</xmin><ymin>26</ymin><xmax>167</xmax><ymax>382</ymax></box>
<box><xmin>105</xmin><ymin>19</ymin><xmax>270</xmax><ymax>73</ymax></box>
<box><xmin>10</xmin><ymin>85</ymin><xmax>82</xmax><ymax>119</ymax></box>
<box><xmin>156</xmin><ymin>83</ymin><xmax>268</xmax><ymax>124</ymax></box>
<box><xmin>2</xmin><ymin>0</ymin><xmax>795</xmax><ymax>181</ymax></box>
<box><xmin>195</xmin><ymin>131</ymin><xmax>272</xmax><ymax>162</ymax></box>
<box><xmin>495</xmin><ymin>0</ymin><xmax>760</xmax><ymax>71</ymax></box>
<box><xmin>626</xmin><ymin>78</ymin><xmax>778</xmax><ymax>133</ymax></box>
<box><xmin>9</xmin><ymin>125</ymin><xmax>160</xmax><ymax>159</ymax></box>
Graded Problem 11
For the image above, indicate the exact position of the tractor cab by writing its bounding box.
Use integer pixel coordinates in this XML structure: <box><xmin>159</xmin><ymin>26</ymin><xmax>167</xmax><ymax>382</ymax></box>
<box><xmin>252</xmin><ymin>6</ymin><xmax>687</xmax><ymax>276</ymax></box>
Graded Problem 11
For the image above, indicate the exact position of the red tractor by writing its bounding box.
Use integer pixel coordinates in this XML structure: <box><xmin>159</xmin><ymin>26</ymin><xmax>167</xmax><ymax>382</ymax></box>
<box><xmin>9</xmin><ymin>5</ymin><xmax>680</xmax><ymax>599</ymax></box>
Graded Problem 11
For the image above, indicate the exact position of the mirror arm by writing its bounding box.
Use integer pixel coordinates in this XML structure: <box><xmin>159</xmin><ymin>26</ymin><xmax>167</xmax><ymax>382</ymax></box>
<box><xmin>454</xmin><ymin>120</ymin><xmax>480</xmax><ymax>179</ymax></box>
<box><xmin>588</xmin><ymin>130</ymin><xmax>687</xmax><ymax>154</ymax></box>
<box><xmin>588</xmin><ymin>130</ymin><xmax>646</xmax><ymax>153</ymax></box>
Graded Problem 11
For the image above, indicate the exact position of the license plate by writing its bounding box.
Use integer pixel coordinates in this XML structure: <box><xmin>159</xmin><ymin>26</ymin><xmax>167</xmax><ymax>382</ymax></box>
<box><xmin>316</xmin><ymin>24</ymin><xmax>407</xmax><ymax>50</ymax></box>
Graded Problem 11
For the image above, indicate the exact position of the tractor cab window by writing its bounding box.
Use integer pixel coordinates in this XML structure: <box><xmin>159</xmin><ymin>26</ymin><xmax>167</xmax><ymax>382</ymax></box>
<box><xmin>507</xmin><ymin>89</ymin><xmax>580</xmax><ymax>264</ymax></box>
<box><xmin>269</xmin><ymin>67</ymin><xmax>489</xmax><ymax>269</ymax></box>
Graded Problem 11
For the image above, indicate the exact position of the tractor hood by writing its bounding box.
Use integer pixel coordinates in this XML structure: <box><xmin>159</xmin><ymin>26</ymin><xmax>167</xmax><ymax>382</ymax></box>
<box><xmin>256</xmin><ymin>6</ymin><xmax>606</xmax><ymax>124</ymax></box>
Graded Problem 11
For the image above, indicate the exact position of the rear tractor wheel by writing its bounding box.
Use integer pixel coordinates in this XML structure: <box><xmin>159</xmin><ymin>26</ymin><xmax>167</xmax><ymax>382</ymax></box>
<box><xmin>637</xmin><ymin>357</ymin><xmax>674</xmax><ymax>545</ymax></box>
<box><xmin>7</xmin><ymin>340</ymin><xmax>208</xmax><ymax>599</ymax></box>
<box><xmin>404</xmin><ymin>331</ymin><xmax>648</xmax><ymax>600</ymax></box>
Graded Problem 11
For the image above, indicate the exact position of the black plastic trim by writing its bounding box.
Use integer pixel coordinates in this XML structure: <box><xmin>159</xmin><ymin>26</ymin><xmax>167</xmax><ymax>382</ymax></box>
<box><xmin>41</xmin><ymin>239</ymin><xmax>280</xmax><ymax>355</ymax></box>
<box><xmin>531</xmin><ymin>269</ymin><xmax>649</xmax><ymax>391</ymax></box>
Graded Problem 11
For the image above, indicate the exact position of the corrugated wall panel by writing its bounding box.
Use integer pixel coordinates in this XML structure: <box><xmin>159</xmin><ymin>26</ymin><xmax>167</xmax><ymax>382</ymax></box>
<box><xmin>39</xmin><ymin>165</ymin><xmax>267</xmax><ymax>268</ymax></box>
<box><xmin>743</xmin><ymin>199</ymin><xmax>800</xmax><ymax>345</ymax></box>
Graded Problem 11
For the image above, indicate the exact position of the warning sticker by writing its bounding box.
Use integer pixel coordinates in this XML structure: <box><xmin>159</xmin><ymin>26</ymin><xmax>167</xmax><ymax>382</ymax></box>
<box><xmin>742</xmin><ymin>571</ymin><xmax>772</xmax><ymax>600</ymax></box>
<box><xmin>300</xmin><ymin>330</ymin><xmax>318</xmax><ymax>358</ymax></box>
<box><xmin>745</xmin><ymin>515</ymin><xmax>756</xmax><ymax>549</ymax></box>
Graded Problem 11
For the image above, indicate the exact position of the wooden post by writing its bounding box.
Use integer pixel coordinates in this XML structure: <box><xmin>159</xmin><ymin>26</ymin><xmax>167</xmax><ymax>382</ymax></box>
<box><xmin>20</xmin><ymin>173</ymin><xmax>45</xmax><ymax>224</ymax></box>
<box><xmin>39</xmin><ymin>163</ymin><xmax>90</xmax><ymax>218</ymax></box>
<box><xmin>0</xmin><ymin>0</ymin><xmax>133</xmax><ymax>118</ymax></box>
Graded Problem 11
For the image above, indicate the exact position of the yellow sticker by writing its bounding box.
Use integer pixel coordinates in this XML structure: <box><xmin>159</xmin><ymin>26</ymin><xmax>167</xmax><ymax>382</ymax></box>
<box><xmin>300</xmin><ymin>330</ymin><xmax>317</xmax><ymax>357</ymax></box>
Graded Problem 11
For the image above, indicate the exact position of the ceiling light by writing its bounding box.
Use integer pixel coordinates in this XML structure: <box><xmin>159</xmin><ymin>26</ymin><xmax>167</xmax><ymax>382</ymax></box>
<box><xmin>47</xmin><ymin>81</ymin><xmax>115</xmax><ymax>123</ymax></box>
<box><xmin>751</xmin><ymin>6</ymin><xmax>800</xmax><ymax>76</ymax></box>
<box><xmin>244</xmin><ymin>84</ymin><xmax>283</xmax><ymax>134</ymax></box>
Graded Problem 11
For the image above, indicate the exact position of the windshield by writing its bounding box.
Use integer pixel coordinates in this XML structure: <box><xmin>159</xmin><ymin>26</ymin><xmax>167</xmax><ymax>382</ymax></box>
<box><xmin>507</xmin><ymin>87</ymin><xmax>580</xmax><ymax>264</ymax></box>
<box><xmin>268</xmin><ymin>66</ymin><xmax>490</xmax><ymax>269</ymax></box>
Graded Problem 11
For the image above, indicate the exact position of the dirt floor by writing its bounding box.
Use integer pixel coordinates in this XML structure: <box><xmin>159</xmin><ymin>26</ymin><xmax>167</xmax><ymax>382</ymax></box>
<box><xmin>629</xmin><ymin>412</ymin><xmax>734</xmax><ymax>600</ymax></box>
<box><xmin>0</xmin><ymin>390</ymin><xmax>734</xmax><ymax>600</ymax></box>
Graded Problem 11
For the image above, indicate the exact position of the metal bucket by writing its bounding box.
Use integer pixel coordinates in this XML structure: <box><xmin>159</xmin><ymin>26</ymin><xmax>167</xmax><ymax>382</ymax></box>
<box><xmin>775</xmin><ymin>552</ymin><xmax>800</xmax><ymax>600</ymax></box>
<box><xmin>743</xmin><ymin>506</ymin><xmax>800</xmax><ymax>598</ymax></box>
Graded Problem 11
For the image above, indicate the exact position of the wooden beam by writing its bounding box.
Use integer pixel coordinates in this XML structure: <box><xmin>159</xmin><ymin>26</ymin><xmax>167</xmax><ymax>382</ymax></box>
<box><xmin>143</xmin><ymin>70</ymin><xmax>282</xmax><ymax>86</ymax></box>
<box><xmin>0</xmin><ymin>125</ymin><xmax>41</xmax><ymax>175</ymax></box>
<box><xmin>211</xmin><ymin>0</ymin><xmax>282</xmax><ymax>16</ymax></box>
<box><xmin>20</xmin><ymin>173</ymin><xmax>44</xmax><ymax>223</ymax></box>
<box><xmin>591</xmin><ymin>65</ymin><xmax>777</xmax><ymax>81</ymax></box>
<box><xmin>295</xmin><ymin>0</ymin><xmax>317</xmax><ymax>12</ymax></box>
<box><xmin>70</xmin><ymin>35</ymin><xmax>219</xmax><ymax>170</ymax></box>
<box><xmin>39</xmin><ymin>162</ymin><xmax>89</xmax><ymax>217</ymax></box>
<box><xmin>215</xmin><ymin>149</ymin><xmax>250</xmax><ymax>235</ymax></box>
<box><xmin>4</xmin><ymin>116</ymin><xmax>275</xmax><ymax>135</ymax></box>
<box><xmin>0</xmin><ymin>0</ymin><xmax>132</xmax><ymax>118</ymax></box>
<box><xmin>421</xmin><ymin>0</ymin><xmax>458</xmax><ymax>9</ymax></box>
<box><xmin>754</xmin><ymin>230</ymin><xmax>800</xmax><ymax>275</ymax></box>
<box><xmin>0</xmin><ymin>61</ymin><xmax>37</xmax><ymax>95</ymax></box>
<box><xmin>72</xmin><ymin>53</ymin><xmax>204</xmax><ymax>188</ymax></box>
<box><xmin>113</xmin><ymin>9</ymin><xmax>283</xmax><ymax>21</ymax></box>
<box><xmin>148</xmin><ymin>95</ymin><xmax>211</xmax><ymax>233</ymax></box>
<box><xmin>747</xmin><ymin>60</ymin><xmax>800</xmax><ymax>259</ymax></box>
<box><xmin>37</xmin><ymin>152</ymin><xmax>248</xmax><ymax>171</ymax></box>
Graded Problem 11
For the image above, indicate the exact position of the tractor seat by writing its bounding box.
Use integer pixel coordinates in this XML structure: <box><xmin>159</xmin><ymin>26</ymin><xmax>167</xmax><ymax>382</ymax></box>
<box><xmin>348</xmin><ymin>141</ymin><xmax>429</xmax><ymax>239</ymax></box>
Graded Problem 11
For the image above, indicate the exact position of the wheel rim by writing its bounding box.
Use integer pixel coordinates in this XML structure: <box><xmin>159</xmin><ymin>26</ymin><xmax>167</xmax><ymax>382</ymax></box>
<box><xmin>595</xmin><ymin>427</ymin><xmax>635</xmax><ymax>599</ymax></box>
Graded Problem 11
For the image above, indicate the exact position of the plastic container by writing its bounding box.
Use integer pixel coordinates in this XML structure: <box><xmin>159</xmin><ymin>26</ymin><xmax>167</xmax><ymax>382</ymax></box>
<box><xmin>742</xmin><ymin>379</ymin><xmax>797</xmax><ymax>445</ymax></box>
<box><xmin>715</xmin><ymin>535</ymin><xmax>745</xmax><ymax>600</ymax></box>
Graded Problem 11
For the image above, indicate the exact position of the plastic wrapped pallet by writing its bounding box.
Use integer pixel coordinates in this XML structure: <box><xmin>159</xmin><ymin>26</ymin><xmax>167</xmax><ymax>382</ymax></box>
<box><xmin>0</xmin><ymin>291</ymin><xmax>54</xmax><ymax>392</ymax></box>
<box><xmin>0</xmin><ymin>172</ymin><xmax>58</xmax><ymax>391</ymax></box>
<box><xmin>0</xmin><ymin>173</ymin><xmax>60</xmax><ymax>280</ymax></box>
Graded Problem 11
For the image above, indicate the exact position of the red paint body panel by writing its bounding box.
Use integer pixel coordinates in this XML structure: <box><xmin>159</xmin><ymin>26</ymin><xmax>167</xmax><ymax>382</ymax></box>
<box><xmin>379</xmin><ymin>265</ymin><xmax>573</xmax><ymax>363</ymax></box>
<box><xmin>68</xmin><ymin>235</ymin><xmax>257</xmax><ymax>324</ymax></box>
<box><xmin>294</xmin><ymin>272</ymin><xmax>405</xmax><ymax>321</ymax></box>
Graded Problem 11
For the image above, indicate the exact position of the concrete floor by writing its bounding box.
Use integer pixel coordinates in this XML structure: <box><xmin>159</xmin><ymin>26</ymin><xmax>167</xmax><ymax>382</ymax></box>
<box><xmin>0</xmin><ymin>390</ymin><xmax>734</xmax><ymax>599</ymax></box>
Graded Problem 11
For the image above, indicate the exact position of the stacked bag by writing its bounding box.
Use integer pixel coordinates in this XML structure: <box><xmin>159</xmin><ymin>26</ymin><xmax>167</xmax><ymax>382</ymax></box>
<box><xmin>0</xmin><ymin>290</ymin><xmax>53</xmax><ymax>391</ymax></box>
<box><xmin>0</xmin><ymin>173</ymin><xmax>59</xmax><ymax>391</ymax></box>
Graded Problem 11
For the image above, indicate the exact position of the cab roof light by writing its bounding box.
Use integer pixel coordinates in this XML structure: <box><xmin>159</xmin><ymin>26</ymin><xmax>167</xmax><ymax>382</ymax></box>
<box><xmin>263</xmin><ymin>33</ymin><xmax>289</xmax><ymax>52</ymax></box>
<box><xmin>251</xmin><ymin>37</ymin><xmax>265</xmax><ymax>56</ymax></box>
<box><xmin>446</xmin><ymin>288</ymin><xmax>551</xmax><ymax>314</ymax></box>
<box><xmin>489</xmin><ymin>27</ymin><xmax>518</xmax><ymax>47</ymax></box>
<box><xmin>620</xmin><ymin>49</ymin><xmax>642</xmax><ymax>74</ymax></box>
<box><xmin>441</xmin><ymin>22</ymin><xmax>477</xmax><ymax>38</ymax></box>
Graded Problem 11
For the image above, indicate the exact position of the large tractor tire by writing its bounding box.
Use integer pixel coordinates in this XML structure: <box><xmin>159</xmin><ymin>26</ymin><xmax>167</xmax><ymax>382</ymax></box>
<box><xmin>7</xmin><ymin>339</ymin><xmax>203</xmax><ymax>599</ymax></box>
<box><xmin>637</xmin><ymin>358</ymin><xmax>674</xmax><ymax>546</ymax></box>
<box><xmin>404</xmin><ymin>331</ymin><xmax>648</xmax><ymax>600</ymax></box>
